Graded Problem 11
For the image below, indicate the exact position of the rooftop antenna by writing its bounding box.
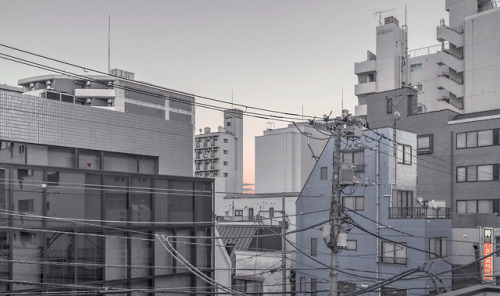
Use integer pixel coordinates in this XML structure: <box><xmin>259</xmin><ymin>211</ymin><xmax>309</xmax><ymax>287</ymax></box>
<box><xmin>374</xmin><ymin>8</ymin><xmax>396</xmax><ymax>25</ymax></box>
<box><xmin>341</xmin><ymin>88</ymin><xmax>344</xmax><ymax>113</ymax></box>
<box><xmin>108</xmin><ymin>14</ymin><xmax>111</xmax><ymax>72</ymax></box>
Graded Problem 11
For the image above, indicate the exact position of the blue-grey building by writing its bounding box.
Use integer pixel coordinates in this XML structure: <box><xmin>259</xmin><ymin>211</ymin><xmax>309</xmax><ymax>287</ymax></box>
<box><xmin>296</xmin><ymin>127</ymin><xmax>452</xmax><ymax>295</ymax></box>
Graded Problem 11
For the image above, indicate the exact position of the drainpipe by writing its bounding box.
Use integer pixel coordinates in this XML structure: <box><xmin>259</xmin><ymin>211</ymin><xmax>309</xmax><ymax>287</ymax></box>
<box><xmin>376</xmin><ymin>135</ymin><xmax>382</xmax><ymax>296</ymax></box>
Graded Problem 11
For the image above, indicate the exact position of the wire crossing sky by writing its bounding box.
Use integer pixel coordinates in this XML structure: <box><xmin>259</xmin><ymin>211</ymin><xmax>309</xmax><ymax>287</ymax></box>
<box><xmin>0</xmin><ymin>0</ymin><xmax>447</xmax><ymax>187</ymax></box>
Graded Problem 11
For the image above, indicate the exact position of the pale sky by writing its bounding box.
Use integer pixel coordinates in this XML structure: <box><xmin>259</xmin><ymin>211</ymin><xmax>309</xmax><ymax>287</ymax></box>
<box><xmin>0</xmin><ymin>0</ymin><xmax>447</xmax><ymax>189</ymax></box>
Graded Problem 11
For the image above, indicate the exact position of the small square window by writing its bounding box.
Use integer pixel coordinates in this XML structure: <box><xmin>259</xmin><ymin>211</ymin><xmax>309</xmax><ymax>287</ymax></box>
<box><xmin>224</xmin><ymin>150</ymin><xmax>228</xmax><ymax>154</ymax></box>
<box><xmin>224</xmin><ymin>139</ymin><xmax>228</xmax><ymax>143</ymax></box>
<box><xmin>224</xmin><ymin>161</ymin><xmax>228</xmax><ymax>166</ymax></box>
<box><xmin>417</xmin><ymin>134</ymin><xmax>433</xmax><ymax>154</ymax></box>
<box><xmin>234</xmin><ymin>210</ymin><xmax>243</xmax><ymax>216</ymax></box>
<box><xmin>346</xmin><ymin>240</ymin><xmax>357</xmax><ymax>251</ymax></box>
<box><xmin>18</xmin><ymin>199</ymin><xmax>34</xmax><ymax>212</ymax></box>
<box><xmin>223</xmin><ymin>173</ymin><xmax>228</xmax><ymax>177</ymax></box>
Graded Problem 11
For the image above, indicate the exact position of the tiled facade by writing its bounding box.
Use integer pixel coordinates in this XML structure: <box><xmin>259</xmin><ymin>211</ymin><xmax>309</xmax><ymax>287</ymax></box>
<box><xmin>0</xmin><ymin>91</ymin><xmax>193</xmax><ymax>177</ymax></box>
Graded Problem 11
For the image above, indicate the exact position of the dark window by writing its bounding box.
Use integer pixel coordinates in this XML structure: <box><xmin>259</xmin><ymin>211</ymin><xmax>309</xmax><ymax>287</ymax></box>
<box><xmin>311</xmin><ymin>238</ymin><xmax>317</xmax><ymax>257</ymax></box>
<box><xmin>417</xmin><ymin>134</ymin><xmax>433</xmax><ymax>154</ymax></box>
<box><xmin>269</xmin><ymin>207</ymin><xmax>274</xmax><ymax>218</ymax></box>
<box><xmin>47</xmin><ymin>171</ymin><xmax>60</xmax><ymax>186</ymax></box>
<box><xmin>386</xmin><ymin>98</ymin><xmax>393</xmax><ymax>114</ymax></box>
<box><xmin>320</xmin><ymin>167</ymin><xmax>328</xmax><ymax>180</ymax></box>
<box><xmin>311</xmin><ymin>278</ymin><xmax>318</xmax><ymax>296</ymax></box>
<box><xmin>226</xmin><ymin>122</ymin><xmax>231</xmax><ymax>127</ymax></box>
<box><xmin>224</xmin><ymin>161</ymin><xmax>228</xmax><ymax>166</ymax></box>
<box><xmin>235</xmin><ymin>210</ymin><xmax>243</xmax><ymax>216</ymax></box>
<box><xmin>224</xmin><ymin>139</ymin><xmax>228</xmax><ymax>143</ymax></box>
<box><xmin>224</xmin><ymin>173</ymin><xmax>228</xmax><ymax>177</ymax></box>
<box><xmin>224</xmin><ymin>150</ymin><xmax>228</xmax><ymax>154</ymax></box>
<box><xmin>18</xmin><ymin>199</ymin><xmax>34</xmax><ymax>212</ymax></box>
<box><xmin>407</xmin><ymin>94</ymin><xmax>417</xmax><ymax>115</ymax></box>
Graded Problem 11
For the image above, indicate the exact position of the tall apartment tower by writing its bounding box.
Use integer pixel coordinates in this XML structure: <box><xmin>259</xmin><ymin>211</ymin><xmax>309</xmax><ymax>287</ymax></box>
<box><xmin>195</xmin><ymin>109</ymin><xmax>243</xmax><ymax>215</ymax></box>
<box><xmin>355</xmin><ymin>1</ymin><xmax>500</xmax><ymax>117</ymax></box>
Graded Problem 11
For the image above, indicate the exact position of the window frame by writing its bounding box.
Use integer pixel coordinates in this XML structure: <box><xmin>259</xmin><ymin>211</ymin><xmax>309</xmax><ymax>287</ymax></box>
<box><xmin>381</xmin><ymin>241</ymin><xmax>407</xmax><ymax>265</ymax></box>
<box><xmin>311</xmin><ymin>238</ymin><xmax>317</xmax><ymax>257</ymax></box>
<box><xmin>397</xmin><ymin>144</ymin><xmax>412</xmax><ymax>165</ymax></box>
<box><xmin>456</xmin><ymin>129</ymin><xmax>498</xmax><ymax>149</ymax></box>
<box><xmin>386</xmin><ymin>97</ymin><xmax>393</xmax><ymax>114</ymax></box>
<box><xmin>342</xmin><ymin>150</ymin><xmax>365</xmax><ymax>172</ymax></box>
<box><xmin>417</xmin><ymin>134</ymin><xmax>433</xmax><ymax>154</ymax></box>
<box><xmin>342</xmin><ymin>196</ymin><xmax>364</xmax><ymax>211</ymax></box>
<box><xmin>429</xmin><ymin>237</ymin><xmax>447</xmax><ymax>259</ymax></box>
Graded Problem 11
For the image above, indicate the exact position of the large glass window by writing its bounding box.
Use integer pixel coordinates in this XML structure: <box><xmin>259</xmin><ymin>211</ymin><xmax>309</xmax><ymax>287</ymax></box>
<box><xmin>131</xmin><ymin>177</ymin><xmax>151</xmax><ymax>222</ymax></box>
<box><xmin>478</xmin><ymin>130</ymin><xmax>494</xmax><ymax>146</ymax></box>
<box><xmin>103</xmin><ymin>153</ymin><xmax>137</xmax><ymax>173</ymax></box>
<box><xmin>104</xmin><ymin>175</ymin><xmax>128</xmax><ymax>222</ymax></box>
<box><xmin>478</xmin><ymin>165</ymin><xmax>493</xmax><ymax>181</ymax></box>
<box><xmin>457</xmin><ymin>130</ymin><xmax>496</xmax><ymax>148</ymax></box>
<box><xmin>131</xmin><ymin>233</ymin><xmax>152</xmax><ymax>279</ymax></box>
<box><xmin>168</xmin><ymin>180</ymin><xmax>194</xmax><ymax>222</ymax></box>
<box><xmin>104</xmin><ymin>233</ymin><xmax>128</xmax><ymax>281</ymax></box>
<box><xmin>76</xmin><ymin>235</ymin><xmax>103</xmax><ymax>284</ymax></box>
<box><xmin>154</xmin><ymin>230</ymin><xmax>173</xmax><ymax>276</ymax></box>
<box><xmin>457</xmin><ymin>200</ymin><xmax>493</xmax><ymax>214</ymax></box>
<box><xmin>342</xmin><ymin>150</ymin><xmax>365</xmax><ymax>172</ymax></box>
<box><xmin>45</xmin><ymin>233</ymin><xmax>74</xmax><ymax>284</ymax></box>
<box><xmin>46</xmin><ymin>171</ymin><xmax>86</xmax><ymax>228</ymax></box>
<box><xmin>79</xmin><ymin>150</ymin><xmax>100</xmax><ymax>170</ymax></box>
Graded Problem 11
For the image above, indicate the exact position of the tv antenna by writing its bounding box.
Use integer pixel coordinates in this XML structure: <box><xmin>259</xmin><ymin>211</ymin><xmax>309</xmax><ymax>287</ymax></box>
<box><xmin>374</xmin><ymin>8</ymin><xmax>396</xmax><ymax>25</ymax></box>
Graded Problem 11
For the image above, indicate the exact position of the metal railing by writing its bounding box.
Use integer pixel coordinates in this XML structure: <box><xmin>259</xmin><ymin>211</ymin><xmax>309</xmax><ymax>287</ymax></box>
<box><xmin>389</xmin><ymin>207</ymin><xmax>451</xmax><ymax>219</ymax></box>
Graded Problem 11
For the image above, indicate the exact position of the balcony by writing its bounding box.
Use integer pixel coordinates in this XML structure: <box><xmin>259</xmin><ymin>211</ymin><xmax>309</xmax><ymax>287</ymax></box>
<box><xmin>74</xmin><ymin>88</ymin><xmax>115</xmax><ymax>98</ymax></box>
<box><xmin>436</xmin><ymin>50</ymin><xmax>464</xmax><ymax>73</ymax></box>
<box><xmin>437</xmin><ymin>25</ymin><xmax>463</xmax><ymax>48</ymax></box>
<box><xmin>389</xmin><ymin>207</ymin><xmax>451</xmax><ymax>219</ymax></box>
<box><xmin>217</xmin><ymin>215</ymin><xmax>258</xmax><ymax>222</ymax></box>
<box><xmin>355</xmin><ymin>59</ymin><xmax>376</xmax><ymax>75</ymax></box>
<box><xmin>355</xmin><ymin>81</ymin><xmax>377</xmax><ymax>96</ymax></box>
<box><xmin>437</xmin><ymin>76</ymin><xmax>464</xmax><ymax>98</ymax></box>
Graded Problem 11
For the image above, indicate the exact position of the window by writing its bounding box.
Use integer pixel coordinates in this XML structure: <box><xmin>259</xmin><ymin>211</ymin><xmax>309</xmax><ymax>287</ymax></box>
<box><xmin>410</xmin><ymin>63</ymin><xmax>422</xmax><ymax>71</ymax></box>
<box><xmin>224</xmin><ymin>161</ymin><xmax>228</xmax><ymax>166</ymax></box>
<box><xmin>457</xmin><ymin>200</ymin><xmax>495</xmax><ymax>214</ymax></box>
<box><xmin>300</xmin><ymin>277</ymin><xmax>306</xmax><ymax>294</ymax></box>
<box><xmin>386</xmin><ymin>98</ymin><xmax>393</xmax><ymax>114</ymax></box>
<box><xmin>320</xmin><ymin>167</ymin><xmax>328</xmax><ymax>180</ymax></box>
<box><xmin>342</xmin><ymin>150</ymin><xmax>365</xmax><ymax>172</ymax></box>
<box><xmin>457</xmin><ymin>130</ymin><xmax>498</xmax><ymax>149</ymax></box>
<box><xmin>381</xmin><ymin>287</ymin><xmax>407</xmax><ymax>296</ymax></box>
<box><xmin>47</xmin><ymin>171</ymin><xmax>59</xmax><ymax>186</ymax></box>
<box><xmin>457</xmin><ymin>165</ymin><xmax>499</xmax><ymax>182</ymax></box>
<box><xmin>18</xmin><ymin>145</ymin><xmax>25</xmax><ymax>154</ymax></box>
<box><xmin>269</xmin><ymin>207</ymin><xmax>274</xmax><ymax>218</ymax></box>
<box><xmin>393</xmin><ymin>190</ymin><xmax>413</xmax><ymax>208</ymax></box>
<box><xmin>429</xmin><ymin>237</ymin><xmax>447</xmax><ymax>259</ymax></box>
<box><xmin>224</xmin><ymin>150</ymin><xmax>228</xmax><ymax>154</ymax></box>
<box><xmin>346</xmin><ymin>240</ymin><xmax>357</xmax><ymax>251</ymax></box>
<box><xmin>417</xmin><ymin>134</ymin><xmax>433</xmax><ymax>154</ymax></box>
<box><xmin>311</xmin><ymin>278</ymin><xmax>318</xmax><ymax>296</ymax></box>
<box><xmin>224</xmin><ymin>138</ymin><xmax>228</xmax><ymax>143</ymax></box>
<box><xmin>226</xmin><ymin>121</ymin><xmax>231</xmax><ymax>127</ymax></box>
<box><xmin>311</xmin><ymin>238</ymin><xmax>317</xmax><ymax>257</ymax></box>
<box><xmin>342</xmin><ymin>196</ymin><xmax>364</xmax><ymax>211</ymax></box>
<box><xmin>234</xmin><ymin>210</ymin><xmax>243</xmax><ymax>216</ymax></box>
<box><xmin>496</xmin><ymin>237</ymin><xmax>500</xmax><ymax>257</ymax></box>
<box><xmin>397</xmin><ymin>144</ymin><xmax>412</xmax><ymax>165</ymax></box>
<box><xmin>224</xmin><ymin>173</ymin><xmax>228</xmax><ymax>177</ymax></box>
<box><xmin>381</xmin><ymin>241</ymin><xmax>407</xmax><ymax>265</ymax></box>
<box><xmin>18</xmin><ymin>199</ymin><xmax>34</xmax><ymax>212</ymax></box>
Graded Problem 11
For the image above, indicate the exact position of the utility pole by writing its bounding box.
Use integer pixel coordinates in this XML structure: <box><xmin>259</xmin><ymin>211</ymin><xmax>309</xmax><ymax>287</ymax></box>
<box><xmin>328</xmin><ymin>124</ymin><xmax>342</xmax><ymax>296</ymax></box>
<box><xmin>319</xmin><ymin>110</ymin><xmax>362</xmax><ymax>296</ymax></box>
<box><xmin>282</xmin><ymin>193</ymin><xmax>287</xmax><ymax>295</ymax></box>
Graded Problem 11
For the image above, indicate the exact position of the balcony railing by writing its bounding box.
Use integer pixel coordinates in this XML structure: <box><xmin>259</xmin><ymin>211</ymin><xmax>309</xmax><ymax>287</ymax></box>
<box><xmin>389</xmin><ymin>207</ymin><xmax>451</xmax><ymax>219</ymax></box>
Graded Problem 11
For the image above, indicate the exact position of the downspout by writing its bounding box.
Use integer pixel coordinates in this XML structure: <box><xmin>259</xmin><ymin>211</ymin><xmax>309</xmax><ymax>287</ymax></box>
<box><xmin>376</xmin><ymin>135</ymin><xmax>382</xmax><ymax>296</ymax></box>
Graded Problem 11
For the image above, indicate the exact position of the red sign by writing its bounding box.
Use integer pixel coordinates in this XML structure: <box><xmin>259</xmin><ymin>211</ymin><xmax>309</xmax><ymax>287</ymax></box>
<box><xmin>483</xmin><ymin>243</ymin><xmax>493</xmax><ymax>280</ymax></box>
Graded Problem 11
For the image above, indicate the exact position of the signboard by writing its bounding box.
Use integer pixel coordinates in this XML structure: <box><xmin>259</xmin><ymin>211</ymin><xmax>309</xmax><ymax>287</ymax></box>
<box><xmin>483</xmin><ymin>228</ymin><xmax>493</xmax><ymax>281</ymax></box>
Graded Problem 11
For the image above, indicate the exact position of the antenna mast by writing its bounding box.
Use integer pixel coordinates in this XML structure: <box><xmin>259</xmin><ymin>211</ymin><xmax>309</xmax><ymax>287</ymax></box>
<box><xmin>373</xmin><ymin>8</ymin><xmax>396</xmax><ymax>25</ymax></box>
<box><xmin>108</xmin><ymin>15</ymin><xmax>111</xmax><ymax>72</ymax></box>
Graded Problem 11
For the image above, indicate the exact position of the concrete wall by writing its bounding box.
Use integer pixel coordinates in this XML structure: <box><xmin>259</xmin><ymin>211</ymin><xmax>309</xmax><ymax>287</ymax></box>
<box><xmin>255</xmin><ymin>123</ymin><xmax>327</xmax><ymax>193</ymax></box>
<box><xmin>463</xmin><ymin>8</ymin><xmax>500</xmax><ymax>113</ymax></box>
<box><xmin>0</xmin><ymin>90</ymin><xmax>193</xmax><ymax>176</ymax></box>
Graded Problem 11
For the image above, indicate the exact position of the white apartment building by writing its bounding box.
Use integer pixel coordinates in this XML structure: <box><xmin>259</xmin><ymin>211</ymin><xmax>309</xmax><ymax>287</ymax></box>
<box><xmin>355</xmin><ymin>0</ymin><xmax>500</xmax><ymax>116</ymax></box>
<box><xmin>195</xmin><ymin>109</ymin><xmax>243</xmax><ymax>214</ymax></box>
<box><xmin>254</xmin><ymin>122</ymin><xmax>327</xmax><ymax>194</ymax></box>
